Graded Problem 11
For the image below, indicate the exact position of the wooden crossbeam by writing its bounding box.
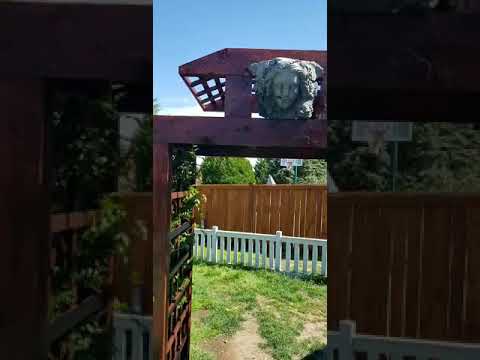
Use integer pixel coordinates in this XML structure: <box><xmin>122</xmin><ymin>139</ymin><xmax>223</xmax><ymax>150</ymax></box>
<box><xmin>154</xmin><ymin>116</ymin><xmax>327</xmax><ymax>149</ymax></box>
<box><xmin>180</xmin><ymin>48</ymin><xmax>327</xmax><ymax>77</ymax></box>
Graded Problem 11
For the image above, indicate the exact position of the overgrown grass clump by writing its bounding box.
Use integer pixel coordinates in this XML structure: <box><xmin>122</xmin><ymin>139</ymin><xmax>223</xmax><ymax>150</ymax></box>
<box><xmin>191</xmin><ymin>261</ymin><xmax>327</xmax><ymax>360</ymax></box>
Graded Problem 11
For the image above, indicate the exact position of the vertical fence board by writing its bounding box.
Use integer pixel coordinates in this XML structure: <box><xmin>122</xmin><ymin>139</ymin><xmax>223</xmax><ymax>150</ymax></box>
<box><xmin>206</xmin><ymin>233</ymin><xmax>211</xmax><ymax>262</ymax></box>
<box><xmin>387</xmin><ymin>206</ymin><xmax>408</xmax><ymax>338</ymax></box>
<box><xmin>420</xmin><ymin>205</ymin><xmax>450</xmax><ymax>340</ymax></box>
<box><xmin>226</xmin><ymin>237</ymin><xmax>231</xmax><ymax>264</ymax></box>
<box><xmin>262</xmin><ymin>239</ymin><xmax>267</xmax><ymax>268</ymax></box>
<box><xmin>255</xmin><ymin>238</ymin><xmax>260</xmax><ymax>269</ymax></box>
<box><xmin>269</xmin><ymin>239</ymin><xmax>274</xmax><ymax>270</ymax></box>
<box><xmin>233</xmin><ymin>237</ymin><xmax>238</xmax><ymax>265</ymax></box>
<box><xmin>241</xmin><ymin>237</ymin><xmax>246</xmax><ymax>265</ymax></box>
<box><xmin>321</xmin><ymin>244</ymin><xmax>327</xmax><ymax>277</ymax></box>
<box><xmin>350</xmin><ymin>203</ymin><xmax>390</xmax><ymax>336</ymax></box>
<box><xmin>301</xmin><ymin>242</ymin><xmax>307</xmax><ymax>273</ymax></box>
<box><xmin>448</xmin><ymin>204</ymin><xmax>468</xmax><ymax>340</ymax></box>
<box><xmin>286</xmin><ymin>241</ymin><xmax>291</xmax><ymax>273</ymax></box>
<box><xmin>220</xmin><ymin>236</ymin><xmax>225</xmax><ymax>264</ymax></box>
<box><xmin>312</xmin><ymin>245</ymin><xmax>318</xmax><ymax>274</ymax></box>
<box><xmin>275</xmin><ymin>232</ymin><xmax>282</xmax><ymax>272</ymax></box>
<box><xmin>258</xmin><ymin>189</ymin><xmax>272</xmax><ymax>235</ymax></box>
<box><xmin>404</xmin><ymin>205</ymin><xmax>422</xmax><ymax>339</ymax></box>
<box><xmin>465</xmin><ymin>206</ymin><xmax>480</xmax><ymax>341</ymax></box>
<box><xmin>200</xmin><ymin>234</ymin><xmax>205</xmax><ymax>260</ymax></box>
<box><xmin>305</xmin><ymin>188</ymin><xmax>317</xmax><ymax>238</ymax></box>
<box><xmin>294</xmin><ymin>242</ymin><xmax>300</xmax><ymax>273</ymax></box>
<box><xmin>280</xmin><ymin>188</ymin><xmax>295</xmax><ymax>236</ymax></box>
<box><xmin>248</xmin><ymin>238</ymin><xmax>253</xmax><ymax>267</ymax></box>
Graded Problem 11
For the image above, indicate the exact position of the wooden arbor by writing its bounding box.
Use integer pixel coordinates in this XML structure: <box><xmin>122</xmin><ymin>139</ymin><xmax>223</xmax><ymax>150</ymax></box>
<box><xmin>0</xmin><ymin>2</ymin><xmax>151</xmax><ymax>359</ymax></box>
<box><xmin>153</xmin><ymin>48</ymin><xmax>327</xmax><ymax>359</ymax></box>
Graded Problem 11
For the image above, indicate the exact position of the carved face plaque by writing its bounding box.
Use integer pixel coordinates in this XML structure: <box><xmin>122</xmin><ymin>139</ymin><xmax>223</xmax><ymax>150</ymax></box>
<box><xmin>249</xmin><ymin>57</ymin><xmax>324</xmax><ymax>120</ymax></box>
<box><xmin>272</xmin><ymin>71</ymin><xmax>300</xmax><ymax>110</ymax></box>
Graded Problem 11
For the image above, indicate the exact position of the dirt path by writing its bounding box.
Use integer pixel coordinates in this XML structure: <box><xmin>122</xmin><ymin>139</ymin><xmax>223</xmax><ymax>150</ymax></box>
<box><xmin>203</xmin><ymin>315</ymin><xmax>273</xmax><ymax>360</ymax></box>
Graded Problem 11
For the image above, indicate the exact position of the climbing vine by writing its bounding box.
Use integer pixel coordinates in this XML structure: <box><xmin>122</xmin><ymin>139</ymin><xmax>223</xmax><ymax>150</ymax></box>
<box><xmin>49</xmin><ymin>196</ymin><xmax>130</xmax><ymax>360</ymax></box>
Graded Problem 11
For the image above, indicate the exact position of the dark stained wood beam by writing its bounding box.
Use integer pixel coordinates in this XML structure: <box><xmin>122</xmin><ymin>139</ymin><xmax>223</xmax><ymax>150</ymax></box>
<box><xmin>328</xmin><ymin>13</ymin><xmax>480</xmax><ymax>120</ymax></box>
<box><xmin>0</xmin><ymin>80</ymin><xmax>50</xmax><ymax>359</ymax></box>
<box><xmin>153</xmin><ymin>143</ymin><xmax>172</xmax><ymax>360</ymax></box>
<box><xmin>196</xmin><ymin>145</ymin><xmax>326</xmax><ymax>159</ymax></box>
<box><xmin>154</xmin><ymin>116</ymin><xmax>327</xmax><ymax>149</ymax></box>
<box><xmin>180</xmin><ymin>48</ymin><xmax>327</xmax><ymax>77</ymax></box>
<box><xmin>0</xmin><ymin>2</ymin><xmax>152</xmax><ymax>82</ymax></box>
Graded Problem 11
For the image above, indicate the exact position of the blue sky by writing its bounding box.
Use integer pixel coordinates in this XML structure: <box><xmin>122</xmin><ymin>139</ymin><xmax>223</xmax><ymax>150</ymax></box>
<box><xmin>153</xmin><ymin>0</ymin><xmax>327</xmax><ymax>114</ymax></box>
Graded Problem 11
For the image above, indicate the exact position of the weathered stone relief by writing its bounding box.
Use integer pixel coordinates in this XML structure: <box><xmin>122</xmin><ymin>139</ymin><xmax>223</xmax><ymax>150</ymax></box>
<box><xmin>249</xmin><ymin>57</ymin><xmax>323</xmax><ymax>120</ymax></box>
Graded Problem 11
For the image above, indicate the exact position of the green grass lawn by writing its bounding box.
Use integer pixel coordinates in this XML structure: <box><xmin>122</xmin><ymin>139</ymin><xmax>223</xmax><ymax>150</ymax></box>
<box><xmin>190</xmin><ymin>260</ymin><xmax>327</xmax><ymax>360</ymax></box>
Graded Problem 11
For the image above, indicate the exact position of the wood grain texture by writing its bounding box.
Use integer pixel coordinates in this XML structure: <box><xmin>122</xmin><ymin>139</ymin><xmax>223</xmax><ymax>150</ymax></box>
<box><xmin>0</xmin><ymin>80</ymin><xmax>49</xmax><ymax>359</ymax></box>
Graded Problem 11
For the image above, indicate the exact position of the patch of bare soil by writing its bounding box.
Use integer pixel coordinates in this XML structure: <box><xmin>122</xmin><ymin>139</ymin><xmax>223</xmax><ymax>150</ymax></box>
<box><xmin>192</xmin><ymin>309</ymin><xmax>209</xmax><ymax>322</ymax></box>
<box><xmin>202</xmin><ymin>315</ymin><xmax>273</xmax><ymax>360</ymax></box>
<box><xmin>299</xmin><ymin>321</ymin><xmax>327</xmax><ymax>344</ymax></box>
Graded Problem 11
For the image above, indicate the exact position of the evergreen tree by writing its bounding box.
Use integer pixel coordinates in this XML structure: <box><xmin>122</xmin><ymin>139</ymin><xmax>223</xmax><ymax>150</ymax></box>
<box><xmin>254</xmin><ymin>159</ymin><xmax>270</xmax><ymax>184</ymax></box>
<box><xmin>298</xmin><ymin>159</ymin><xmax>327</xmax><ymax>184</ymax></box>
<box><xmin>254</xmin><ymin>159</ymin><xmax>293</xmax><ymax>184</ymax></box>
<box><xmin>398</xmin><ymin>123</ymin><xmax>480</xmax><ymax>192</ymax></box>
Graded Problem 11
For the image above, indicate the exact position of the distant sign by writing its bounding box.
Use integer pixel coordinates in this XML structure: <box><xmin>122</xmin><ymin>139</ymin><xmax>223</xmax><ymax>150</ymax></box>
<box><xmin>351</xmin><ymin>121</ymin><xmax>412</xmax><ymax>142</ymax></box>
<box><xmin>281</xmin><ymin>159</ymin><xmax>303</xmax><ymax>168</ymax></box>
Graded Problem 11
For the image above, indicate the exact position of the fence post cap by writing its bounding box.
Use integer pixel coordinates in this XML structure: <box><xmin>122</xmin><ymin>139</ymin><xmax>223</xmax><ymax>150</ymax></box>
<box><xmin>212</xmin><ymin>226</ymin><xmax>219</xmax><ymax>231</ymax></box>
<box><xmin>339</xmin><ymin>320</ymin><xmax>356</xmax><ymax>336</ymax></box>
<box><xmin>276</xmin><ymin>230</ymin><xmax>282</xmax><ymax>236</ymax></box>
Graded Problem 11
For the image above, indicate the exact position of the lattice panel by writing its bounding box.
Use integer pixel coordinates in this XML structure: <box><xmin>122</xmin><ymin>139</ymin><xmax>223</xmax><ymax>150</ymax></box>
<box><xmin>166</xmin><ymin>239</ymin><xmax>193</xmax><ymax>360</ymax></box>
<box><xmin>183</xmin><ymin>76</ymin><xmax>226</xmax><ymax>112</ymax></box>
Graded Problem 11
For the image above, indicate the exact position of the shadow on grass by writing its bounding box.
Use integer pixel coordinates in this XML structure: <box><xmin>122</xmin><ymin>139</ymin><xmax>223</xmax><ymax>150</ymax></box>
<box><xmin>301</xmin><ymin>349</ymin><xmax>325</xmax><ymax>360</ymax></box>
<box><xmin>192</xmin><ymin>258</ymin><xmax>327</xmax><ymax>285</ymax></box>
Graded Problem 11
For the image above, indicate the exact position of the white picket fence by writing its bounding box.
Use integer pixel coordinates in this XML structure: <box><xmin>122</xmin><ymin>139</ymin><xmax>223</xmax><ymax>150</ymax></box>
<box><xmin>113</xmin><ymin>313</ymin><xmax>153</xmax><ymax>360</ymax></box>
<box><xmin>326</xmin><ymin>320</ymin><xmax>480</xmax><ymax>360</ymax></box>
<box><xmin>193</xmin><ymin>227</ymin><xmax>327</xmax><ymax>276</ymax></box>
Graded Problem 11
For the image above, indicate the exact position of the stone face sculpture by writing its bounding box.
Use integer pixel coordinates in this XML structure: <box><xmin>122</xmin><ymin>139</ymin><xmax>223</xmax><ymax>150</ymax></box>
<box><xmin>248</xmin><ymin>57</ymin><xmax>324</xmax><ymax>120</ymax></box>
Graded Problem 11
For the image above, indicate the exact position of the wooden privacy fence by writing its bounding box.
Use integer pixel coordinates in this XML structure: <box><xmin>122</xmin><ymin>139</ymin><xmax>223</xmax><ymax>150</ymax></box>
<box><xmin>328</xmin><ymin>193</ymin><xmax>480</xmax><ymax>343</ymax></box>
<box><xmin>326</xmin><ymin>320</ymin><xmax>480</xmax><ymax>360</ymax></box>
<box><xmin>197</xmin><ymin>185</ymin><xmax>327</xmax><ymax>238</ymax></box>
<box><xmin>194</xmin><ymin>227</ymin><xmax>328</xmax><ymax>276</ymax></box>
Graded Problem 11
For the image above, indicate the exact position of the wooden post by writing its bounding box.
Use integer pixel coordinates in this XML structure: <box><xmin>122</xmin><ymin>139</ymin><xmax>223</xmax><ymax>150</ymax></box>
<box><xmin>275</xmin><ymin>231</ymin><xmax>282</xmax><ymax>272</ymax></box>
<box><xmin>153</xmin><ymin>143</ymin><xmax>172</xmax><ymax>360</ymax></box>
<box><xmin>224</xmin><ymin>75</ymin><xmax>252</xmax><ymax>118</ymax></box>
<box><xmin>212</xmin><ymin>226</ymin><xmax>218</xmax><ymax>264</ymax></box>
<box><xmin>338</xmin><ymin>320</ymin><xmax>355</xmax><ymax>360</ymax></box>
<box><xmin>0</xmin><ymin>79</ymin><xmax>49</xmax><ymax>359</ymax></box>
